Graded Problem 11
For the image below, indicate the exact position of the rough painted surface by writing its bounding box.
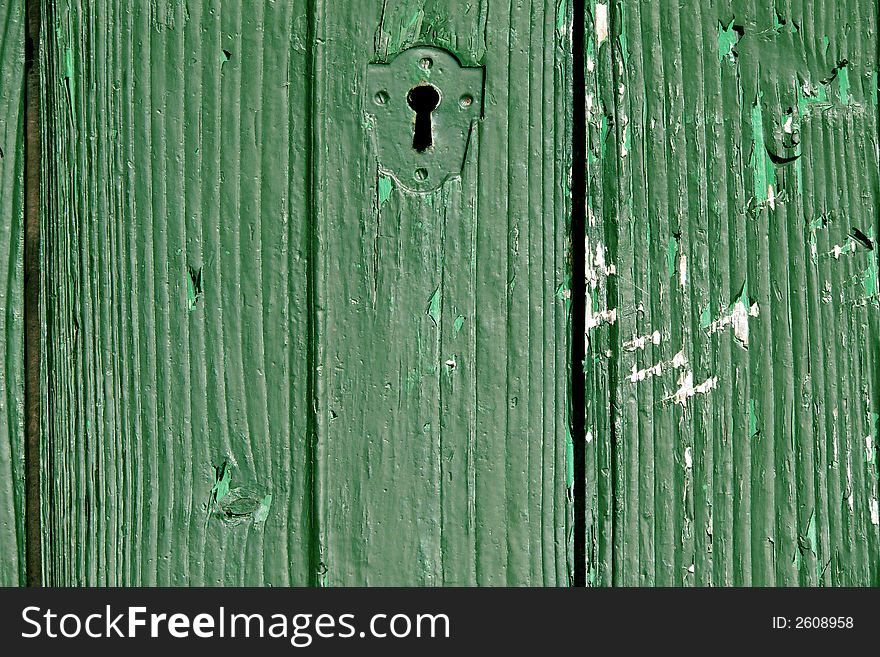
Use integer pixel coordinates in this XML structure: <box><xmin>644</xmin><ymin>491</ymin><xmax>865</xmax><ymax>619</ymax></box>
<box><xmin>584</xmin><ymin>0</ymin><xmax>880</xmax><ymax>585</ymax></box>
<box><xmin>316</xmin><ymin>0</ymin><xmax>570</xmax><ymax>586</ymax></box>
<box><xmin>0</xmin><ymin>0</ymin><xmax>26</xmax><ymax>586</ymax></box>
<box><xmin>40</xmin><ymin>0</ymin><xmax>314</xmax><ymax>585</ymax></box>
<box><xmin>40</xmin><ymin>0</ymin><xmax>571</xmax><ymax>585</ymax></box>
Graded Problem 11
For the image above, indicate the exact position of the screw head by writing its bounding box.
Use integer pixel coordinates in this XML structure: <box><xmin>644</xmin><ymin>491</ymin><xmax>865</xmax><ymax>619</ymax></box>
<box><xmin>414</xmin><ymin>168</ymin><xmax>428</xmax><ymax>182</ymax></box>
<box><xmin>374</xmin><ymin>90</ymin><xmax>389</xmax><ymax>106</ymax></box>
<box><xmin>419</xmin><ymin>57</ymin><xmax>433</xmax><ymax>70</ymax></box>
<box><xmin>459</xmin><ymin>94</ymin><xmax>473</xmax><ymax>108</ymax></box>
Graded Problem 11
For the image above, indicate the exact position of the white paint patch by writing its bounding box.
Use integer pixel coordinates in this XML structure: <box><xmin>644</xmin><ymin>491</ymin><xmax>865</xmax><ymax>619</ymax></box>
<box><xmin>870</xmin><ymin>498</ymin><xmax>880</xmax><ymax>526</ymax></box>
<box><xmin>585</xmin><ymin>239</ymin><xmax>615</xmax><ymax>290</ymax></box>
<box><xmin>629</xmin><ymin>361</ymin><xmax>663</xmax><ymax>383</ymax></box>
<box><xmin>866</xmin><ymin>436</ymin><xmax>875</xmax><ymax>464</ymax></box>
<box><xmin>586</xmin><ymin>305</ymin><xmax>617</xmax><ymax>330</ymax></box>
<box><xmin>707</xmin><ymin>300</ymin><xmax>760</xmax><ymax>347</ymax></box>
<box><xmin>586</xmin><ymin>430</ymin><xmax>594</xmax><ymax>444</ymax></box>
<box><xmin>672</xmin><ymin>349</ymin><xmax>688</xmax><ymax>369</ymax></box>
<box><xmin>669</xmin><ymin>371</ymin><xmax>719</xmax><ymax>406</ymax></box>
<box><xmin>829</xmin><ymin>241</ymin><xmax>855</xmax><ymax>259</ymax></box>
<box><xmin>684</xmin><ymin>447</ymin><xmax>693</xmax><ymax>469</ymax></box>
<box><xmin>623</xmin><ymin>330</ymin><xmax>661</xmax><ymax>352</ymax></box>
<box><xmin>783</xmin><ymin>115</ymin><xmax>794</xmax><ymax>134</ymax></box>
<box><xmin>595</xmin><ymin>4</ymin><xmax>609</xmax><ymax>45</ymax></box>
<box><xmin>679</xmin><ymin>254</ymin><xmax>687</xmax><ymax>289</ymax></box>
<box><xmin>846</xmin><ymin>459</ymin><xmax>854</xmax><ymax>513</ymax></box>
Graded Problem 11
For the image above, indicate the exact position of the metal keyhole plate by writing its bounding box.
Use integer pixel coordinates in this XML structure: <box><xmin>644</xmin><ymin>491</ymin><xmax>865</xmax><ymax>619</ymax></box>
<box><xmin>366</xmin><ymin>46</ymin><xmax>485</xmax><ymax>193</ymax></box>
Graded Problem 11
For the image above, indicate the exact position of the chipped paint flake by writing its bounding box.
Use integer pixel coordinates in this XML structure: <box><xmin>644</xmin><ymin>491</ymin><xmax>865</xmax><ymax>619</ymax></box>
<box><xmin>628</xmin><ymin>361</ymin><xmax>663</xmax><ymax>383</ymax></box>
<box><xmin>586</xmin><ymin>238</ymin><xmax>616</xmax><ymax>289</ymax></box>
<box><xmin>378</xmin><ymin>174</ymin><xmax>394</xmax><ymax>207</ymax></box>
<box><xmin>717</xmin><ymin>19</ymin><xmax>741</xmax><ymax>63</ymax></box>
<box><xmin>253</xmin><ymin>494</ymin><xmax>272</xmax><ymax>524</ymax></box>
<box><xmin>672</xmin><ymin>349</ymin><xmax>688</xmax><ymax>369</ymax></box>
<box><xmin>829</xmin><ymin>240</ymin><xmax>856</xmax><ymax>259</ymax></box>
<box><xmin>623</xmin><ymin>330</ymin><xmax>661</xmax><ymax>352</ymax></box>
<box><xmin>870</xmin><ymin>498</ymin><xmax>880</xmax><ymax>526</ymax></box>
<box><xmin>426</xmin><ymin>286</ymin><xmax>441</xmax><ymax>326</ymax></box>
<box><xmin>668</xmin><ymin>371</ymin><xmax>719</xmax><ymax>406</ymax></box>
<box><xmin>595</xmin><ymin>4</ymin><xmax>609</xmax><ymax>46</ymax></box>
<box><xmin>684</xmin><ymin>447</ymin><xmax>693</xmax><ymax>469</ymax></box>
<box><xmin>707</xmin><ymin>299</ymin><xmax>759</xmax><ymax>347</ymax></box>
<box><xmin>586</xmin><ymin>308</ymin><xmax>617</xmax><ymax>329</ymax></box>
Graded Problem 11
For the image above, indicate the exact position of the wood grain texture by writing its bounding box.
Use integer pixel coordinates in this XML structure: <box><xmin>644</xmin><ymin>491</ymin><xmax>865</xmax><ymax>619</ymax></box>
<box><xmin>39</xmin><ymin>0</ymin><xmax>572</xmax><ymax>585</ymax></box>
<box><xmin>584</xmin><ymin>0</ymin><xmax>880</xmax><ymax>586</ymax></box>
<box><xmin>315</xmin><ymin>0</ymin><xmax>572</xmax><ymax>586</ymax></box>
<box><xmin>0</xmin><ymin>0</ymin><xmax>26</xmax><ymax>587</ymax></box>
<box><xmin>40</xmin><ymin>0</ymin><xmax>315</xmax><ymax>585</ymax></box>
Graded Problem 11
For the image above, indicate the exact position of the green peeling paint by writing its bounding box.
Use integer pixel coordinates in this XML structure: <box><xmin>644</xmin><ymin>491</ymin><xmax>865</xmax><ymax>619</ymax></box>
<box><xmin>377</xmin><ymin>174</ymin><xmax>394</xmax><ymax>207</ymax></box>
<box><xmin>750</xmin><ymin>90</ymin><xmax>773</xmax><ymax>206</ymax></box>
<box><xmin>772</xmin><ymin>10</ymin><xmax>797</xmax><ymax>35</ymax></box>
<box><xmin>806</xmin><ymin>512</ymin><xmax>817</xmax><ymax>556</ymax></box>
<box><xmin>797</xmin><ymin>82</ymin><xmax>829</xmax><ymax>117</ymax></box>
<box><xmin>837</xmin><ymin>65</ymin><xmax>851</xmax><ymax>104</ymax></box>
<box><xmin>700</xmin><ymin>306</ymin><xmax>711</xmax><ymax>329</ymax></box>
<box><xmin>211</xmin><ymin>461</ymin><xmax>231</xmax><ymax>504</ymax></box>
<box><xmin>666</xmin><ymin>236</ymin><xmax>677</xmax><ymax>279</ymax></box>
<box><xmin>863</xmin><ymin>260</ymin><xmax>878</xmax><ymax>298</ymax></box>
<box><xmin>186</xmin><ymin>266</ymin><xmax>202</xmax><ymax>311</ymax></box>
<box><xmin>717</xmin><ymin>19</ymin><xmax>740</xmax><ymax>63</ymax></box>
<box><xmin>453</xmin><ymin>314</ymin><xmax>465</xmax><ymax>334</ymax></box>
<box><xmin>426</xmin><ymin>286</ymin><xmax>441</xmax><ymax>326</ymax></box>
<box><xmin>555</xmin><ymin>0</ymin><xmax>567</xmax><ymax>39</ymax></box>
<box><xmin>254</xmin><ymin>494</ymin><xmax>272</xmax><ymax>524</ymax></box>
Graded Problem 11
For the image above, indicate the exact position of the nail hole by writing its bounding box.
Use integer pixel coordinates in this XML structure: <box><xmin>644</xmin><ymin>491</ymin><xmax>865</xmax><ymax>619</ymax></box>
<box><xmin>459</xmin><ymin>94</ymin><xmax>473</xmax><ymax>108</ymax></box>
<box><xmin>419</xmin><ymin>57</ymin><xmax>433</xmax><ymax>70</ymax></box>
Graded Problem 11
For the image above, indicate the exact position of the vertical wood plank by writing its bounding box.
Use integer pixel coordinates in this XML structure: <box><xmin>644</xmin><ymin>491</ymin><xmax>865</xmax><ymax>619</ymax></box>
<box><xmin>585</xmin><ymin>0</ymin><xmax>880</xmax><ymax>586</ymax></box>
<box><xmin>39</xmin><ymin>0</ymin><xmax>315</xmax><ymax>585</ymax></box>
<box><xmin>316</xmin><ymin>0</ymin><xmax>571</xmax><ymax>585</ymax></box>
<box><xmin>0</xmin><ymin>0</ymin><xmax>26</xmax><ymax>587</ymax></box>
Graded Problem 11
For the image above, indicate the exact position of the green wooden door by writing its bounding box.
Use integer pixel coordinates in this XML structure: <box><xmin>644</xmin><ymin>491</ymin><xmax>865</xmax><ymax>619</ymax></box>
<box><xmin>10</xmin><ymin>0</ymin><xmax>876</xmax><ymax>589</ymax></box>
<box><xmin>583</xmin><ymin>0</ymin><xmax>880</xmax><ymax>586</ymax></box>
<box><xmin>35</xmin><ymin>0</ymin><xmax>571</xmax><ymax>585</ymax></box>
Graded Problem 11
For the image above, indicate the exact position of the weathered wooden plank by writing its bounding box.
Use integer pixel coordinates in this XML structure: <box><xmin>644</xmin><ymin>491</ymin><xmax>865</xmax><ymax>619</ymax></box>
<box><xmin>584</xmin><ymin>0</ymin><xmax>880</xmax><ymax>586</ymax></box>
<box><xmin>0</xmin><ymin>0</ymin><xmax>26</xmax><ymax>587</ymax></box>
<box><xmin>40</xmin><ymin>0</ymin><xmax>315</xmax><ymax>585</ymax></box>
<box><xmin>315</xmin><ymin>0</ymin><xmax>571</xmax><ymax>585</ymax></box>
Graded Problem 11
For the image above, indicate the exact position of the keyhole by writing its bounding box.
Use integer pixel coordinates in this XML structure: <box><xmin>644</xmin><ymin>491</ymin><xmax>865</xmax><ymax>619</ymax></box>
<box><xmin>407</xmin><ymin>85</ymin><xmax>440</xmax><ymax>153</ymax></box>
